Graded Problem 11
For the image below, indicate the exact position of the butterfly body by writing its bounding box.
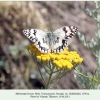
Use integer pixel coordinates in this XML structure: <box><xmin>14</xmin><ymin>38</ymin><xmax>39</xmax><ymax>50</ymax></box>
<box><xmin>23</xmin><ymin>26</ymin><xmax>78</xmax><ymax>53</ymax></box>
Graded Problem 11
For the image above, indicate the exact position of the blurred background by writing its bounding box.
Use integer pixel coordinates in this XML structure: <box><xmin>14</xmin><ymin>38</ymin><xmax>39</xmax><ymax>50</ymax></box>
<box><xmin>0</xmin><ymin>1</ymin><xmax>97</xmax><ymax>89</ymax></box>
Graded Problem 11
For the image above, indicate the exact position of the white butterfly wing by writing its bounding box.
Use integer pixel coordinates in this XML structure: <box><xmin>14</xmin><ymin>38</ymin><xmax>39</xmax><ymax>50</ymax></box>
<box><xmin>23</xmin><ymin>26</ymin><xmax>78</xmax><ymax>54</ymax></box>
<box><xmin>52</xmin><ymin>26</ymin><xmax>78</xmax><ymax>53</ymax></box>
<box><xmin>22</xmin><ymin>29</ymin><xmax>50</xmax><ymax>53</ymax></box>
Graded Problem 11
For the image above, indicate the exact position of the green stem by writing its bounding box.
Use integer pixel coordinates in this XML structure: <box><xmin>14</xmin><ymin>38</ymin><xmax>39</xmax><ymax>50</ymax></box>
<box><xmin>37</xmin><ymin>63</ymin><xmax>46</xmax><ymax>86</ymax></box>
<box><xmin>88</xmin><ymin>68</ymin><xmax>98</xmax><ymax>89</ymax></box>
<box><xmin>50</xmin><ymin>69</ymin><xmax>70</xmax><ymax>88</ymax></box>
<box><xmin>98</xmin><ymin>50</ymin><xmax>100</xmax><ymax>68</ymax></box>
<box><xmin>44</xmin><ymin>65</ymin><xmax>50</xmax><ymax>75</ymax></box>
<box><xmin>95</xmin><ymin>1</ymin><xmax>100</xmax><ymax>38</ymax></box>
<box><xmin>53</xmin><ymin>67</ymin><xmax>62</xmax><ymax>73</ymax></box>
<box><xmin>74</xmin><ymin>68</ymin><xmax>100</xmax><ymax>83</ymax></box>
<box><xmin>45</xmin><ymin>62</ymin><xmax>55</xmax><ymax>89</ymax></box>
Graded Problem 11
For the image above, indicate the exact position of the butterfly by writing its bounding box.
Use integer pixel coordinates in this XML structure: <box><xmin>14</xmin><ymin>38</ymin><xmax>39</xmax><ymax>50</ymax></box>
<box><xmin>22</xmin><ymin>26</ymin><xmax>78</xmax><ymax>53</ymax></box>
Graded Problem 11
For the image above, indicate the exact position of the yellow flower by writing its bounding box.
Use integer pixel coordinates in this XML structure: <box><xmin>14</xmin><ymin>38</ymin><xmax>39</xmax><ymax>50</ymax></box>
<box><xmin>26</xmin><ymin>44</ymin><xmax>83</xmax><ymax>70</ymax></box>
<box><xmin>41</xmin><ymin>56</ymin><xmax>47</xmax><ymax>61</ymax></box>
<box><xmin>37</xmin><ymin>56</ymin><xmax>41</xmax><ymax>60</ymax></box>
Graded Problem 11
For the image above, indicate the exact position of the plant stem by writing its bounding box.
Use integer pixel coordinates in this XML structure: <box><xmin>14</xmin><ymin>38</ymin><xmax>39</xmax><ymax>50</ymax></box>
<box><xmin>98</xmin><ymin>50</ymin><xmax>100</xmax><ymax>68</ymax></box>
<box><xmin>45</xmin><ymin>62</ymin><xmax>55</xmax><ymax>89</ymax></box>
<box><xmin>74</xmin><ymin>68</ymin><xmax>100</xmax><ymax>83</ymax></box>
<box><xmin>88</xmin><ymin>68</ymin><xmax>98</xmax><ymax>89</ymax></box>
<box><xmin>37</xmin><ymin>63</ymin><xmax>46</xmax><ymax>86</ymax></box>
<box><xmin>50</xmin><ymin>69</ymin><xmax>70</xmax><ymax>88</ymax></box>
<box><xmin>95</xmin><ymin>1</ymin><xmax>100</xmax><ymax>82</ymax></box>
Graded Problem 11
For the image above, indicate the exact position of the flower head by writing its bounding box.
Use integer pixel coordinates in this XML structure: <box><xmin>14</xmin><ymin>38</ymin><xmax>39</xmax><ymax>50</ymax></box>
<box><xmin>26</xmin><ymin>44</ymin><xmax>83</xmax><ymax>70</ymax></box>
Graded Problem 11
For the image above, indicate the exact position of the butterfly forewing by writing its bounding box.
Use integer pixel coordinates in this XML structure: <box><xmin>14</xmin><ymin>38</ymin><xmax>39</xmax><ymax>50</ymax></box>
<box><xmin>23</xmin><ymin>29</ymin><xmax>50</xmax><ymax>53</ymax></box>
<box><xmin>63</xmin><ymin>26</ymin><xmax>78</xmax><ymax>39</ymax></box>
<box><xmin>52</xmin><ymin>26</ymin><xmax>78</xmax><ymax>53</ymax></box>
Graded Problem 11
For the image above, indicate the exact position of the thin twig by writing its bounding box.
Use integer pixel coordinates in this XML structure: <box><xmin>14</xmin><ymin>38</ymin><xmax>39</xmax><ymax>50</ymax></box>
<box><xmin>44</xmin><ymin>65</ymin><xmax>50</xmax><ymax>75</ymax></box>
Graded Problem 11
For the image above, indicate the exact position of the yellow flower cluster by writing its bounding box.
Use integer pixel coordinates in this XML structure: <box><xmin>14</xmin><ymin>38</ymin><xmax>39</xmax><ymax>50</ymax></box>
<box><xmin>26</xmin><ymin>44</ymin><xmax>83</xmax><ymax>70</ymax></box>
